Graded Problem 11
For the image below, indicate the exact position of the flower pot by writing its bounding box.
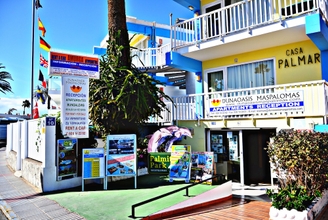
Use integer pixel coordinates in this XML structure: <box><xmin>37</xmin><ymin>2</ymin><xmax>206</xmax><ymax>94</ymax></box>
<box><xmin>269</xmin><ymin>189</ymin><xmax>328</xmax><ymax>220</ymax></box>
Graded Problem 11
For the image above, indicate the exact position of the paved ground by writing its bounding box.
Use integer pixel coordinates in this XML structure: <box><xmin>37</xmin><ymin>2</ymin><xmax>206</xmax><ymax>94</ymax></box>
<box><xmin>1</xmin><ymin>146</ymin><xmax>328</xmax><ymax>220</ymax></box>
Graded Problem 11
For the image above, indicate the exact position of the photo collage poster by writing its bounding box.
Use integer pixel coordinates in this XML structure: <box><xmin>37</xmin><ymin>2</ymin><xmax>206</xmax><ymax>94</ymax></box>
<box><xmin>57</xmin><ymin>139</ymin><xmax>78</xmax><ymax>180</ymax></box>
<box><xmin>190</xmin><ymin>152</ymin><xmax>214</xmax><ymax>185</ymax></box>
<box><xmin>106</xmin><ymin>134</ymin><xmax>136</xmax><ymax>176</ymax></box>
<box><xmin>169</xmin><ymin>145</ymin><xmax>191</xmax><ymax>182</ymax></box>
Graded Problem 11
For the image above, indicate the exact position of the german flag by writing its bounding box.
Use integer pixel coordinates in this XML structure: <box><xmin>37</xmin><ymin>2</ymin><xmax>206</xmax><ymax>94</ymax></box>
<box><xmin>40</xmin><ymin>37</ymin><xmax>51</xmax><ymax>52</ymax></box>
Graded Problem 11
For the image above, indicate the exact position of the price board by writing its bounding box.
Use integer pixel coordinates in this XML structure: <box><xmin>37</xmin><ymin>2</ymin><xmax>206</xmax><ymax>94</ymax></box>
<box><xmin>82</xmin><ymin>148</ymin><xmax>105</xmax><ymax>191</ymax></box>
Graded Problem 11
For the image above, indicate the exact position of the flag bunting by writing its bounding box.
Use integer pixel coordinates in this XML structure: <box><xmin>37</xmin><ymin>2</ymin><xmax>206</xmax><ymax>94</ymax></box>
<box><xmin>33</xmin><ymin>102</ymin><xmax>39</xmax><ymax>119</ymax></box>
<box><xmin>40</xmin><ymin>37</ymin><xmax>51</xmax><ymax>52</ymax></box>
<box><xmin>38</xmin><ymin>70</ymin><xmax>47</xmax><ymax>88</ymax></box>
<box><xmin>35</xmin><ymin>0</ymin><xmax>42</xmax><ymax>9</ymax></box>
<box><xmin>40</xmin><ymin>54</ymin><xmax>48</xmax><ymax>68</ymax></box>
<box><xmin>38</xmin><ymin>17</ymin><xmax>46</xmax><ymax>37</ymax></box>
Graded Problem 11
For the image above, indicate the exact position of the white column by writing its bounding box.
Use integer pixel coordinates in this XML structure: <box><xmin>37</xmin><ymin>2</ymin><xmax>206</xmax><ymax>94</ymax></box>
<box><xmin>239</xmin><ymin>130</ymin><xmax>244</xmax><ymax>187</ymax></box>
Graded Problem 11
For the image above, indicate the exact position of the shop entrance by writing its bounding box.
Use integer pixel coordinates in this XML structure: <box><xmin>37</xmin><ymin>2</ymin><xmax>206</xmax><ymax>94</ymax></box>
<box><xmin>242</xmin><ymin>129</ymin><xmax>275</xmax><ymax>186</ymax></box>
<box><xmin>208</xmin><ymin>129</ymin><xmax>275</xmax><ymax>186</ymax></box>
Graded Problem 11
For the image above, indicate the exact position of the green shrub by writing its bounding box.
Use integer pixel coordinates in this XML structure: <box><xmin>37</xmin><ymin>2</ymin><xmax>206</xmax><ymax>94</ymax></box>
<box><xmin>266</xmin><ymin>129</ymin><xmax>328</xmax><ymax>211</ymax></box>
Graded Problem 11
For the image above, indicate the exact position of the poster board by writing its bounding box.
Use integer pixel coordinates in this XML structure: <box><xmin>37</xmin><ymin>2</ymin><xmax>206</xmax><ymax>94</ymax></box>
<box><xmin>169</xmin><ymin>145</ymin><xmax>191</xmax><ymax>183</ymax></box>
<box><xmin>82</xmin><ymin>148</ymin><xmax>105</xmax><ymax>191</ymax></box>
<box><xmin>57</xmin><ymin>139</ymin><xmax>78</xmax><ymax>181</ymax></box>
<box><xmin>148</xmin><ymin>152</ymin><xmax>171</xmax><ymax>174</ymax></box>
<box><xmin>190</xmin><ymin>152</ymin><xmax>214</xmax><ymax>185</ymax></box>
<box><xmin>106</xmin><ymin>134</ymin><xmax>137</xmax><ymax>189</ymax></box>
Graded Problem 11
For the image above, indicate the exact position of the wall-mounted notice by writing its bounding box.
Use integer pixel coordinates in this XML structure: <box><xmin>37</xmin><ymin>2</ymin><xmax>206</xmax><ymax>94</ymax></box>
<box><xmin>82</xmin><ymin>148</ymin><xmax>105</xmax><ymax>191</ymax></box>
<box><xmin>169</xmin><ymin>145</ymin><xmax>191</xmax><ymax>183</ymax></box>
<box><xmin>190</xmin><ymin>152</ymin><xmax>214</xmax><ymax>185</ymax></box>
<box><xmin>106</xmin><ymin>134</ymin><xmax>137</xmax><ymax>189</ymax></box>
<box><xmin>61</xmin><ymin>76</ymin><xmax>89</xmax><ymax>138</ymax></box>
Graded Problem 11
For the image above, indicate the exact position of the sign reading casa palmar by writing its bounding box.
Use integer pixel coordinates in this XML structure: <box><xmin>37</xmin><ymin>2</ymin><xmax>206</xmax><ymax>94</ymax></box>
<box><xmin>209</xmin><ymin>91</ymin><xmax>304</xmax><ymax>115</ymax></box>
<box><xmin>61</xmin><ymin>76</ymin><xmax>89</xmax><ymax>138</ymax></box>
<box><xmin>49</xmin><ymin>50</ymin><xmax>99</xmax><ymax>79</ymax></box>
<box><xmin>278</xmin><ymin>47</ymin><xmax>320</xmax><ymax>68</ymax></box>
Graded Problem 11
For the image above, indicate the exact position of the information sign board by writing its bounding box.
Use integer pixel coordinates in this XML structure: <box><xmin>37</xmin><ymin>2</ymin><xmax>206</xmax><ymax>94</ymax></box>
<box><xmin>190</xmin><ymin>152</ymin><xmax>214</xmax><ymax>185</ymax></box>
<box><xmin>169</xmin><ymin>145</ymin><xmax>191</xmax><ymax>183</ymax></box>
<box><xmin>57</xmin><ymin>139</ymin><xmax>77</xmax><ymax>181</ymax></box>
<box><xmin>106</xmin><ymin>134</ymin><xmax>137</xmax><ymax>189</ymax></box>
<box><xmin>82</xmin><ymin>148</ymin><xmax>105</xmax><ymax>191</ymax></box>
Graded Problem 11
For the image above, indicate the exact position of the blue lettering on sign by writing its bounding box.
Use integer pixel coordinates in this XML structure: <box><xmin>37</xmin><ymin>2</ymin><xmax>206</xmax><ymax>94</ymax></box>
<box><xmin>210</xmin><ymin>102</ymin><xmax>304</xmax><ymax>112</ymax></box>
<box><xmin>46</xmin><ymin>117</ymin><xmax>56</xmax><ymax>126</ymax></box>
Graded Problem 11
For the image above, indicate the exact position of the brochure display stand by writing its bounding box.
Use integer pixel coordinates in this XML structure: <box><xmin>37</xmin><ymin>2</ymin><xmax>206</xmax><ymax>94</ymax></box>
<box><xmin>82</xmin><ymin>148</ymin><xmax>106</xmax><ymax>191</ymax></box>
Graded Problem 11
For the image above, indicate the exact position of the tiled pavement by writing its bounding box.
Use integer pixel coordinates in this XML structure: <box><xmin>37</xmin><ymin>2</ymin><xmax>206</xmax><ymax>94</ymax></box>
<box><xmin>1</xmin><ymin>145</ymin><xmax>328</xmax><ymax>220</ymax></box>
<box><xmin>0</xmin><ymin>147</ymin><xmax>85</xmax><ymax>220</ymax></box>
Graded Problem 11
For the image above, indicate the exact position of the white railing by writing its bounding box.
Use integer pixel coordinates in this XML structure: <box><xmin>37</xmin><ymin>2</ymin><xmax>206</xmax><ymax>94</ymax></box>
<box><xmin>131</xmin><ymin>43</ymin><xmax>170</xmax><ymax>69</ymax></box>
<box><xmin>171</xmin><ymin>0</ymin><xmax>321</xmax><ymax>49</ymax></box>
<box><xmin>146</xmin><ymin>101</ymin><xmax>173</xmax><ymax>124</ymax></box>
<box><xmin>169</xmin><ymin>80</ymin><xmax>328</xmax><ymax>121</ymax></box>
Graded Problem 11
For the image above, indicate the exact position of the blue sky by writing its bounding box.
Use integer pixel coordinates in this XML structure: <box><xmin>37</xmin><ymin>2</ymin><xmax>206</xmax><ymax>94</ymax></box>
<box><xmin>0</xmin><ymin>0</ymin><xmax>193</xmax><ymax>115</ymax></box>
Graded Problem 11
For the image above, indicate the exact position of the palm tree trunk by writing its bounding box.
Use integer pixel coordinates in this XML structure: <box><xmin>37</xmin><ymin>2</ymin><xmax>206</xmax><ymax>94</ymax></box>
<box><xmin>107</xmin><ymin>0</ymin><xmax>131</xmax><ymax>67</ymax></box>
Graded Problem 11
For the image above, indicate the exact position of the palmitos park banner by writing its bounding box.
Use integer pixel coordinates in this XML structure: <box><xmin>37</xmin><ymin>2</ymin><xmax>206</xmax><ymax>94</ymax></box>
<box><xmin>148</xmin><ymin>152</ymin><xmax>171</xmax><ymax>174</ymax></box>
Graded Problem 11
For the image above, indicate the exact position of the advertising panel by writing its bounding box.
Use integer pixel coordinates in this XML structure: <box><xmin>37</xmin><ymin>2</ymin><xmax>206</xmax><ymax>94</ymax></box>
<box><xmin>57</xmin><ymin>139</ymin><xmax>77</xmax><ymax>181</ymax></box>
<box><xmin>61</xmin><ymin>76</ymin><xmax>89</xmax><ymax>138</ymax></box>
<box><xmin>148</xmin><ymin>152</ymin><xmax>171</xmax><ymax>174</ymax></box>
<box><xmin>169</xmin><ymin>145</ymin><xmax>191</xmax><ymax>182</ymax></box>
<box><xmin>106</xmin><ymin>134</ymin><xmax>137</xmax><ymax>177</ymax></box>
<box><xmin>209</xmin><ymin>91</ymin><xmax>304</xmax><ymax>116</ymax></box>
<box><xmin>49</xmin><ymin>51</ymin><xmax>99</xmax><ymax>79</ymax></box>
<box><xmin>82</xmin><ymin>148</ymin><xmax>105</xmax><ymax>178</ymax></box>
<box><xmin>82</xmin><ymin>148</ymin><xmax>105</xmax><ymax>191</ymax></box>
<box><xmin>190</xmin><ymin>152</ymin><xmax>214</xmax><ymax>185</ymax></box>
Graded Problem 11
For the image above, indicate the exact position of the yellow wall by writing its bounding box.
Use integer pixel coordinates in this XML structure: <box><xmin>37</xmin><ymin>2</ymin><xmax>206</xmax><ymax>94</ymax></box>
<box><xmin>174</xmin><ymin>121</ymin><xmax>208</xmax><ymax>152</ymax></box>
<box><xmin>201</xmin><ymin>0</ymin><xmax>216</xmax><ymax>7</ymax></box>
<box><xmin>203</xmin><ymin>40</ymin><xmax>321</xmax><ymax>84</ymax></box>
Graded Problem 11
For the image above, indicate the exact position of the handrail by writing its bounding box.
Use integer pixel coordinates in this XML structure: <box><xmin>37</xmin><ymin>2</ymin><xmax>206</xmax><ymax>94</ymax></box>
<box><xmin>129</xmin><ymin>174</ymin><xmax>225</xmax><ymax>219</ymax></box>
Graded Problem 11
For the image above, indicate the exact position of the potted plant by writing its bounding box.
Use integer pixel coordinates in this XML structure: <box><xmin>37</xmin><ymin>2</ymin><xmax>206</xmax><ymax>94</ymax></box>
<box><xmin>266</xmin><ymin>129</ymin><xmax>328</xmax><ymax>219</ymax></box>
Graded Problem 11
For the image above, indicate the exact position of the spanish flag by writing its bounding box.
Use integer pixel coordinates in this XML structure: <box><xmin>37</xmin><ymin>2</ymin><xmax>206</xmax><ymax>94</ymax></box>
<box><xmin>38</xmin><ymin>17</ymin><xmax>46</xmax><ymax>37</ymax></box>
<box><xmin>40</xmin><ymin>37</ymin><xmax>51</xmax><ymax>52</ymax></box>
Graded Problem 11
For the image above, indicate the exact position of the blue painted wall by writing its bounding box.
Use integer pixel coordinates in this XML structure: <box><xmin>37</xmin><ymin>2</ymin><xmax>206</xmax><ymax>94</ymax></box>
<box><xmin>306</xmin><ymin>13</ymin><xmax>328</xmax><ymax>81</ymax></box>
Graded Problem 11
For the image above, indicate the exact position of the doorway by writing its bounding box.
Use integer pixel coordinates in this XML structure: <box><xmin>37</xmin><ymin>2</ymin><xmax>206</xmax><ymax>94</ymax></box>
<box><xmin>208</xmin><ymin>128</ymin><xmax>275</xmax><ymax>186</ymax></box>
<box><xmin>242</xmin><ymin>129</ymin><xmax>275</xmax><ymax>185</ymax></box>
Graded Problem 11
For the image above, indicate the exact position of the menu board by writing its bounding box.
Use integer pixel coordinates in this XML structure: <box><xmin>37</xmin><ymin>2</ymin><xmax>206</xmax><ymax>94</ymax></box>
<box><xmin>106</xmin><ymin>134</ymin><xmax>137</xmax><ymax>189</ymax></box>
<box><xmin>82</xmin><ymin>148</ymin><xmax>105</xmax><ymax>178</ymax></box>
<box><xmin>169</xmin><ymin>145</ymin><xmax>191</xmax><ymax>183</ymax></box>
<box><xmin>190</xmin><ymin>152</ymin><xmax>214</xmax><ymax>185</ymax></box>
<box><xmin>57</xmin><ymin>139</ymin><xmax>77</xmax><ymax>181</ymax></box>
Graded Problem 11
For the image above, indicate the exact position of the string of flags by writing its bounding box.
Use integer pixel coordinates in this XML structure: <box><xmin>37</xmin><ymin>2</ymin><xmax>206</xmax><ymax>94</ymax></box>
<box><xmin>34</xmin><ymin>0</ymin><xmax>55</xmax><ymax>118</ymax></box>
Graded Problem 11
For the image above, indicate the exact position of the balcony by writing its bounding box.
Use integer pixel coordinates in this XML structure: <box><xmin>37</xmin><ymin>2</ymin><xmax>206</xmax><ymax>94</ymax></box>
<box><xmin>131</xmin><ymin>1</ymin><xmax>328</xmax><ymax>69</ymax></box>
<box><xmin>171</xmin><ymin>0</ymin><xmax>327</xmax><ymax>52</ymax></box>
<box><xmin>154</xmin><ymin>80</ymin><xmax>328</xmax><ymax>124</ymax></box>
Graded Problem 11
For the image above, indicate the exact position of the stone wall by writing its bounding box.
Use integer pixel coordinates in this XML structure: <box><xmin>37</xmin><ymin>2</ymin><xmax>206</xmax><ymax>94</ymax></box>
<box><xmin>6</xmin><ymin>151</ymin><xmax>17</xmax><ymax>172</ymax></box>
<box><xmin>21</xmin><ymin>158</ymin><xmax>43</xmax><ymax>191</ymax></box>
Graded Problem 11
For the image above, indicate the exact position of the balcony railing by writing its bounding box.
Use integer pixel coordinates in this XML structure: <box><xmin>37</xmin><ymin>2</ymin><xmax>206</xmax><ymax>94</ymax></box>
<box><xmin>131</xmin><ymin>43</ymin><xmax>170</xmax><ymax>69</ymax></box>
<box><xmin>171</xmin><ymin>0</ymin><xmax>327</xmax><ymax>50</ymax></box>
<box><xmin>150</xmin><ymin>80</ymin><xmax>328</xmax><ymax>123</ymax></box>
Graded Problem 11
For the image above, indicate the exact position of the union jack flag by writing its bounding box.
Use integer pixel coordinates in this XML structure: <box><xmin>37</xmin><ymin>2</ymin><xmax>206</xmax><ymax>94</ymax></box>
<box><xmin>40</xmin><ymin>54</ymin><xmax>48</xmax><ymax>68</ymax></box>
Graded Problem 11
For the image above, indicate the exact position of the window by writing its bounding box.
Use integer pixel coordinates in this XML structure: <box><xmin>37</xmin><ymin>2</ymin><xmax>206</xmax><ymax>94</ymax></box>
<box><xmin>227</xmin><ymin>60</ymin><xmax>274</xmax><ymax>90</ymax></box>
